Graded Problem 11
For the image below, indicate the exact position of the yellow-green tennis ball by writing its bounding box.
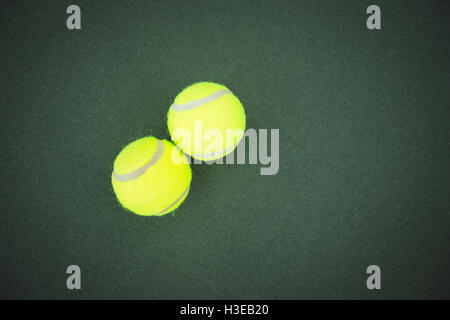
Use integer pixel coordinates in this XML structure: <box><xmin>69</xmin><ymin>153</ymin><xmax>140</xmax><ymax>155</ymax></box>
<box><xmin>167</xmin><ymin>82</ymin><xmax>246</xmax><ymax>161</ymax></box>
<box><xmin>111</xmin><ymin>136</ymin><xmax>191</xmax><ymax>216</ymax></box>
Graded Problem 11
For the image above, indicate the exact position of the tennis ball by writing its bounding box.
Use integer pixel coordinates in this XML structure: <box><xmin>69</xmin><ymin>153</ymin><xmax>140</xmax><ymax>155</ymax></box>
<box><xmin>111</xmin><ymin>136</ymin><xmax>191</xmax><ymax>216</ymax></box>
<box><xmin>167</xmin><ymin>82</ymin><xmax>246</xmax><ymax>161</ymax></box>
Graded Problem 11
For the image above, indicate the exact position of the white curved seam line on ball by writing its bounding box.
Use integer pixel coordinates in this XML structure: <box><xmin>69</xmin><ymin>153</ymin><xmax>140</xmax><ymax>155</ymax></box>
<box><xmin>193</xmin><ymin>143</ymin><xmax>237</xmax><ymax>159</ymax></box>
<box><xmin>156</xmin><ymin>185</ymin><xmax>190</xmax><ymax>215</ymax></box>
<box><xmin>171</xmin><ymin>89</ymin><xmax>231</xmax><ymax>111</ymax></box>
<box><xmin>113</xmin><ymin>139</ymin><xmax>165</xmax><ymax>182</ymax></box>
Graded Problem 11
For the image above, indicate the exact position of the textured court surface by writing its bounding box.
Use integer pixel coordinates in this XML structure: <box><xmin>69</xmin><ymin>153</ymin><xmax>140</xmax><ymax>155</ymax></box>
<box><xmin>0</xmin><ymin>0</ymin><xmax>449</xmax><ymax>299</ymax></box>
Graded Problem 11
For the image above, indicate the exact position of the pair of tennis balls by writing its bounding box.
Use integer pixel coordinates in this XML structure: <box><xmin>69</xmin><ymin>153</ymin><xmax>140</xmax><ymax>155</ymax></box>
<box><xmin>111</xmin><ymin>82</ymin><xmax>246</xmax><ymax>216</ymax></box>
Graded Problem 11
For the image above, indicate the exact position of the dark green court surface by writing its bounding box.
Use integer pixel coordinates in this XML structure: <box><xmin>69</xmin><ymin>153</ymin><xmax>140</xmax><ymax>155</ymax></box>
<box><xmin>1</xmin><ymin>0</ymin><xmax>449</xmax><ymax>299</ymax></box>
